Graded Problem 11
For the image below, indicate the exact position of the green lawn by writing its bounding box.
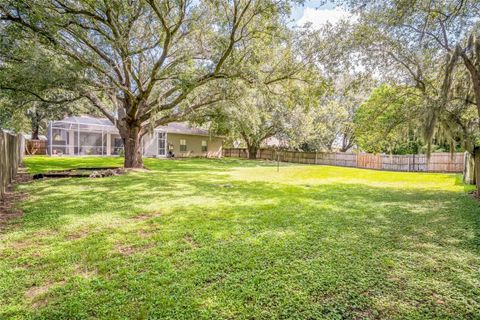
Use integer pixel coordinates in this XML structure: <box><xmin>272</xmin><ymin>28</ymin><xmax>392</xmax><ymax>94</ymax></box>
<box><xmin>1</xmin><ymin>156</ymin><xmax>479</xmax><ymax>319</ymax></box>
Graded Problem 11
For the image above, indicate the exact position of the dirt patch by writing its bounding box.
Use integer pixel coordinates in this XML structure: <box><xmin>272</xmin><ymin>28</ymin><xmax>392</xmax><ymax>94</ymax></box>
<box><xmin>117</xmin><ymin>245</ymin><xmax>137</xmax><ymax>256</ymax></box>
<box><xmin>116</xmin><ymin>242</ymin><xmax>155</xmax><ymax>256</ymax></box>
<box><xmin>33</xmin><ymin>167</ymin><xmax>125</xmax><ymax>179</ymax></box>
<box><xmin>0</xmin><ymin>168</ymin><xmax>31</xmax><ymax>231</ymax></box>
<box><xmin>66</xmin><ymin>229</ymin><xmax>89</xmax><ymax>241</ymax></box>
<box><xmin>137</xmin><ymin>228</ymin><xmax>156</xmax><ymax>238</ymax></box>
<box><xmin>25</xmin><ymin>281</ymin><xmax>65</xmax><ymax>309</ymax></box>
<box><xmin>352</xmin><ymin>309</ymin><xmax>378</xmax><ymax>320</ymax></box>
<box><xmin>9</xmin><ymin>238</ymin><xmax>33</xmax><ymax>251</ymax></box>
<box><xmin>131</xmin><ymin>211</ymin><xmax>162</xmax><ymax>221</ymax></box>
<box><xmin>25</xmin><ymin>284</ymin><xmax>51</xmax><ymax>299</ymax></box>
<box><xmin>0</xmin><ymin>191</ymin><xmax>27</xmax><ymax>230</ymax></box>
<box><xmin>74</xmin><ymin>264</ymin><xmax>98</xmax><ymax>279</ymax></box>
<box><xmin>184</xmin><ymin>234</ymin><xmax>199</xmax><ymax>249</ymax></box>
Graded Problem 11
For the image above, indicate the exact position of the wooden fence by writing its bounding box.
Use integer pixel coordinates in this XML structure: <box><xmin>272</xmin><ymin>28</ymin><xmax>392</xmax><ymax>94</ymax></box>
<box><xmin>0</xmin><ymin>129</ymin><xmax>25</xmax><ymax>199</ymax></box>
<box><xmin>25</xmin><ymin>140</ymin><xmax>46</xmax><ymax>155</ymax></box>
<box><xmin>222</xmin><ymin>148</ymin><xmax>465</xmax><ymax>173</ymax></box>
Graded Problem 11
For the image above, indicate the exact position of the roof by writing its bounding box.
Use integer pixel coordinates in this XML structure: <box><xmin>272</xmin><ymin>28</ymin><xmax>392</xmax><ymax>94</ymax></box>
<box><xmin>22</xmin><ymin>134</ymin><xmax>47</xmax><ymax>141</ymax></box>
<box><xmin>156</xmin><ymin>122</ymin><xmax>210</xmax><ymax>136</ymax></box>
<box><xmin>58</xmin><ymin>116</ymin><xmax>115</xmax><ymax>127</ymax></box>
<box><xmin>52</xmin><ymin>116</ymin><xmax>214</xmax><ymax>137</ymax></box>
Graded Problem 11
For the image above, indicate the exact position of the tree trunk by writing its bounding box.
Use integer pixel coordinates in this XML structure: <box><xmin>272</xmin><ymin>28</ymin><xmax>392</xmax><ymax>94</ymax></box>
<box><xmin>31</xmin><ymin>122</ymin><xmax>40</xmax><ymax>140</ymax></box>
<box><xmin>30</xmin><ymin>110</ymin><xmax>41</xmax><ymax>140</ymax></box>
<box><xmin>340</xmin><ymin>132</ymin><xmax>353</xmax><ymax>152</ymax></box>
<box><xmin>463</xmin><ymin>60</ymin><xmax>480</xmax><ymax>194</ymax></box>
<box><xmin>121</xmin><ymin>123</ymin><xmax>144</xmax><ymax>168</ymax></box>
<box><xmin>339</xmin><ymin>145</ymin><xmax>351</xmax><ymax>153</ymax></box>
<box><xmin>247</xmin><ymin>145</ymin><xmax>258</xmax><ymax>160</ymax></box>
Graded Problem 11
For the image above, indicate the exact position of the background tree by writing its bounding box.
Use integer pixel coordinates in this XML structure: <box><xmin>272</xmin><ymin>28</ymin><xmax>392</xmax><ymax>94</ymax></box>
<box><xmin>0</xmin><ymin>0</ymin><xmax>296</xmax><ymax>167</ymax></box>
<box><xmin>197</xmin><ymin>26</ymin><xmax>323</xmax><ymax>159</ymax></box>
<box><xmin>209</xmin><ymin>85</ymin><xmax>315</xmax><ymax>159</ymax></box>
<box><xmin>301</xmin><ymin>72</ymin><xmax>373</xmax><ymax>152</ymax></box>
<box><xmin>0</xmin><ymin>39</ymin><xmax>92</xmax><ymax>138</ymax></box>
<box><xmin>334</xmin><ymin>0</ymin><xmax>480</xmax><ymax>191</ymax></box>
<box><xmin>354</xmin><ymin>85</ymin><xmax>424</xmax><ymax>154</ymax></box>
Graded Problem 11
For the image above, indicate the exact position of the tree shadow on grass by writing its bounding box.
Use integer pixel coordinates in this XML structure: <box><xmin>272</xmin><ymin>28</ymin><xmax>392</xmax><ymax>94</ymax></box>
<box><xmin>16</xmin><ymin>167</ymin><xmax>480</xmax><ymax>246</ymax></box>
<box><xmin>3</xmin><ymin>160</ymin><xmax>480</xmax><ymax>319</ymax></box>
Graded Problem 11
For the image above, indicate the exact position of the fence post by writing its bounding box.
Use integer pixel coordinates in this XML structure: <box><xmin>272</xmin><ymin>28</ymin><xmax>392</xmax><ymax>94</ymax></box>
<box><xmin>0</xmin><ymin>129</ymin><xmax>24</xmax><ymax>200</ymax></box>
<box><xmin>0</xmin><ymin>132</ymin><xmax>4</xmax><ymax>198</ymax></box>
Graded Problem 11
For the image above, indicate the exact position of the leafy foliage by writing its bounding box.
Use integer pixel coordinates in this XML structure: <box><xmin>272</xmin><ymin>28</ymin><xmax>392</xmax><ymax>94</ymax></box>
<box><xmin>195</xmin><ymin>26</ymin><xmax>324</xmax><ymax>155</ymax></box>
<box><xmin>302</xmin><ymin>73</ymin><xmax>373</xmax><ymax>152</ymax></box>
<box><xmin>354</xmin><ymin>85</ymin><xmax>423</xmax><ymax>154</ymax></box>
<box><xmin>0</xmin><ymin>0</ymin><xmax>300</xmax><ymax>166</ymax></box>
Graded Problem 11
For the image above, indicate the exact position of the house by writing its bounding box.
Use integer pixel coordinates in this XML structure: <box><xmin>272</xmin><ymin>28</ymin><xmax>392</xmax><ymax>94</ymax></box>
<box><xmin>47</xmin><ymin>116</ymin><xmax>224</xmax><ymax>158</ymax></box>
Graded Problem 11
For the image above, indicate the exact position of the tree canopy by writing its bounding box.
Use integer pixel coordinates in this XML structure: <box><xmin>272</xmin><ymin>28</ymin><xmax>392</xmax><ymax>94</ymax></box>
<box><xmin>0</xmin><ymin>0</ymin><xmax>300</xmax><ymax>167</ymax></box>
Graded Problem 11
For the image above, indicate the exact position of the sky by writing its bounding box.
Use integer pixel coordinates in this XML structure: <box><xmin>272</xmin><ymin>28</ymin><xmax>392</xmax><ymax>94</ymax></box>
<box><xmin>291</xmin><ymin>1</ymin><xmax>352</xmax><ymax>29</ymax></box>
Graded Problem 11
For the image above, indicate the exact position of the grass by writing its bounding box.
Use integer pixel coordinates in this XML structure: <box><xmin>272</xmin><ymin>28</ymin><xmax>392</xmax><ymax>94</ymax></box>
<box><xmin>1</xmin><ymin>156</ymin><xmax>479</xmax><ymax>319</ymax></box>
<box><xmin>24</xmin><ymin>156</ymin><xmax>124</xmax><ymax>174</ymax></box>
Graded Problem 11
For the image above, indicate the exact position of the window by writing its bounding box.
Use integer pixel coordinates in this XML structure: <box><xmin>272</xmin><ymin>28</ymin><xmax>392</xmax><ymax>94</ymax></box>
<box><xmin>180</xmin><ymin>139</ymin><xmax>187</xmax><ymax>152</ymax></box>
<box><xmin>158</xmin><ymin>132</ymin><xmax>166</xmax><ymax>156</ymax></box>
<box><xmin>113</xmin><ymin>137</ymin><xmax>124</xmax><ymax>155</ymax></box>
<box><xmin>201</xmin><ymin>140</ymin><xmax>207</xmax><ymax>152</ymax></box>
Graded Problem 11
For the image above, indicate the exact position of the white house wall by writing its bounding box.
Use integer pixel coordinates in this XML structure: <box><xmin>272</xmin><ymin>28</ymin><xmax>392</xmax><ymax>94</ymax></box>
<box><xmin>166</xmin><ymin>133</ymin><xmax>223</xmax><ymax>158</ymax></box>
<box><xmin>142</xmin><ymin>132</ymin><xmax>158</xmax><ymax>157</ymax></box>
<box><xmin>142</xmin><ymin>132</ymin><xmax>223</xmax><ymax>158</ymax></box>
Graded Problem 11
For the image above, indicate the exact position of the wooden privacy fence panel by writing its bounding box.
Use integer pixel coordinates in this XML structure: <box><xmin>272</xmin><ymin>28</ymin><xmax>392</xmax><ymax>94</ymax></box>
<box><xmin>25</xmin><ymin>140</ymin><xmax>46</xmax><ymax>155</ymax></box>
<box><xmin>426</xmin><ymin>153</ymin><xmax>464</xmax><ymax>172</ymax></box>
<box><xmin>222</xmin><ymin>148</ymin><xmax>465</xmax><ymax>173</ymax></box>
<box><xmin>357</xmin><ymin>154</ymin><xmax>382</xmax><ymax>170</ymax></box>
<box><xmin>0</xmin><ymin>129</ymin><xmax>25</xmax><ymax>199</ymax></box>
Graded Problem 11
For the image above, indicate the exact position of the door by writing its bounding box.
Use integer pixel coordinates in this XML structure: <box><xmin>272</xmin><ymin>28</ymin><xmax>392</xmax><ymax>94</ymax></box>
<box><xmin>158</xmin><ymin>132</ymin><xmax>166</xmax><ymax>156</ymax></box>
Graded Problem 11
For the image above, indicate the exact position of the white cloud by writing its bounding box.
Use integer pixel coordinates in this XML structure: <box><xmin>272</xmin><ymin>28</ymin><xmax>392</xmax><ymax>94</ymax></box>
<box><xmin>297</xmin><ymin>7</ymin><xmax>353</xmax><ymax>29</ymax></box>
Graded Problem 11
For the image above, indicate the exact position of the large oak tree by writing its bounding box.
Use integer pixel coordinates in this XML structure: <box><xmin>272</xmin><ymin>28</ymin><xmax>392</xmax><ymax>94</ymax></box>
<box><xmin>0</xmin><ymin>0</ymin><xmax>295</xmax><ymax>167</ymax></box>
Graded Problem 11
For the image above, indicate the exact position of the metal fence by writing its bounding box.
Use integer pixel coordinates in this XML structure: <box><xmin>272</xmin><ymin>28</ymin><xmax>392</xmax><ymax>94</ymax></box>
<box><xmin>223</xmin><ymin>148</ymin><xmax>465</xmax><ymax>173</ymax></box>
<box><xmin>48</xmin><ymin>119</ymin><xmax>124</xmax><ymax>156</ymax></box>
<box><xmin>0</xmin><ymin>129</ymin><xmax>25</xmax><ymax>199</ymax></box>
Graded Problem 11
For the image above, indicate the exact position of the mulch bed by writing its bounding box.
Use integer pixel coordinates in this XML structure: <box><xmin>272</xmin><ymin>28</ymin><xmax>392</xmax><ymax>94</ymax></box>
<box><xmin>33</xmin><ymin>167</ymin><xmax>125</xmax><ymax>179</ymax></box>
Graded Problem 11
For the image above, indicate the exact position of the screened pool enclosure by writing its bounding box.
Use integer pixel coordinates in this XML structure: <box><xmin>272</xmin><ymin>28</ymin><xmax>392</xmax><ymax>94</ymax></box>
<box><xmin>47</xmin><ymin>116</ymin><xmax>124</xmax><ymax>156</ymax></box>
